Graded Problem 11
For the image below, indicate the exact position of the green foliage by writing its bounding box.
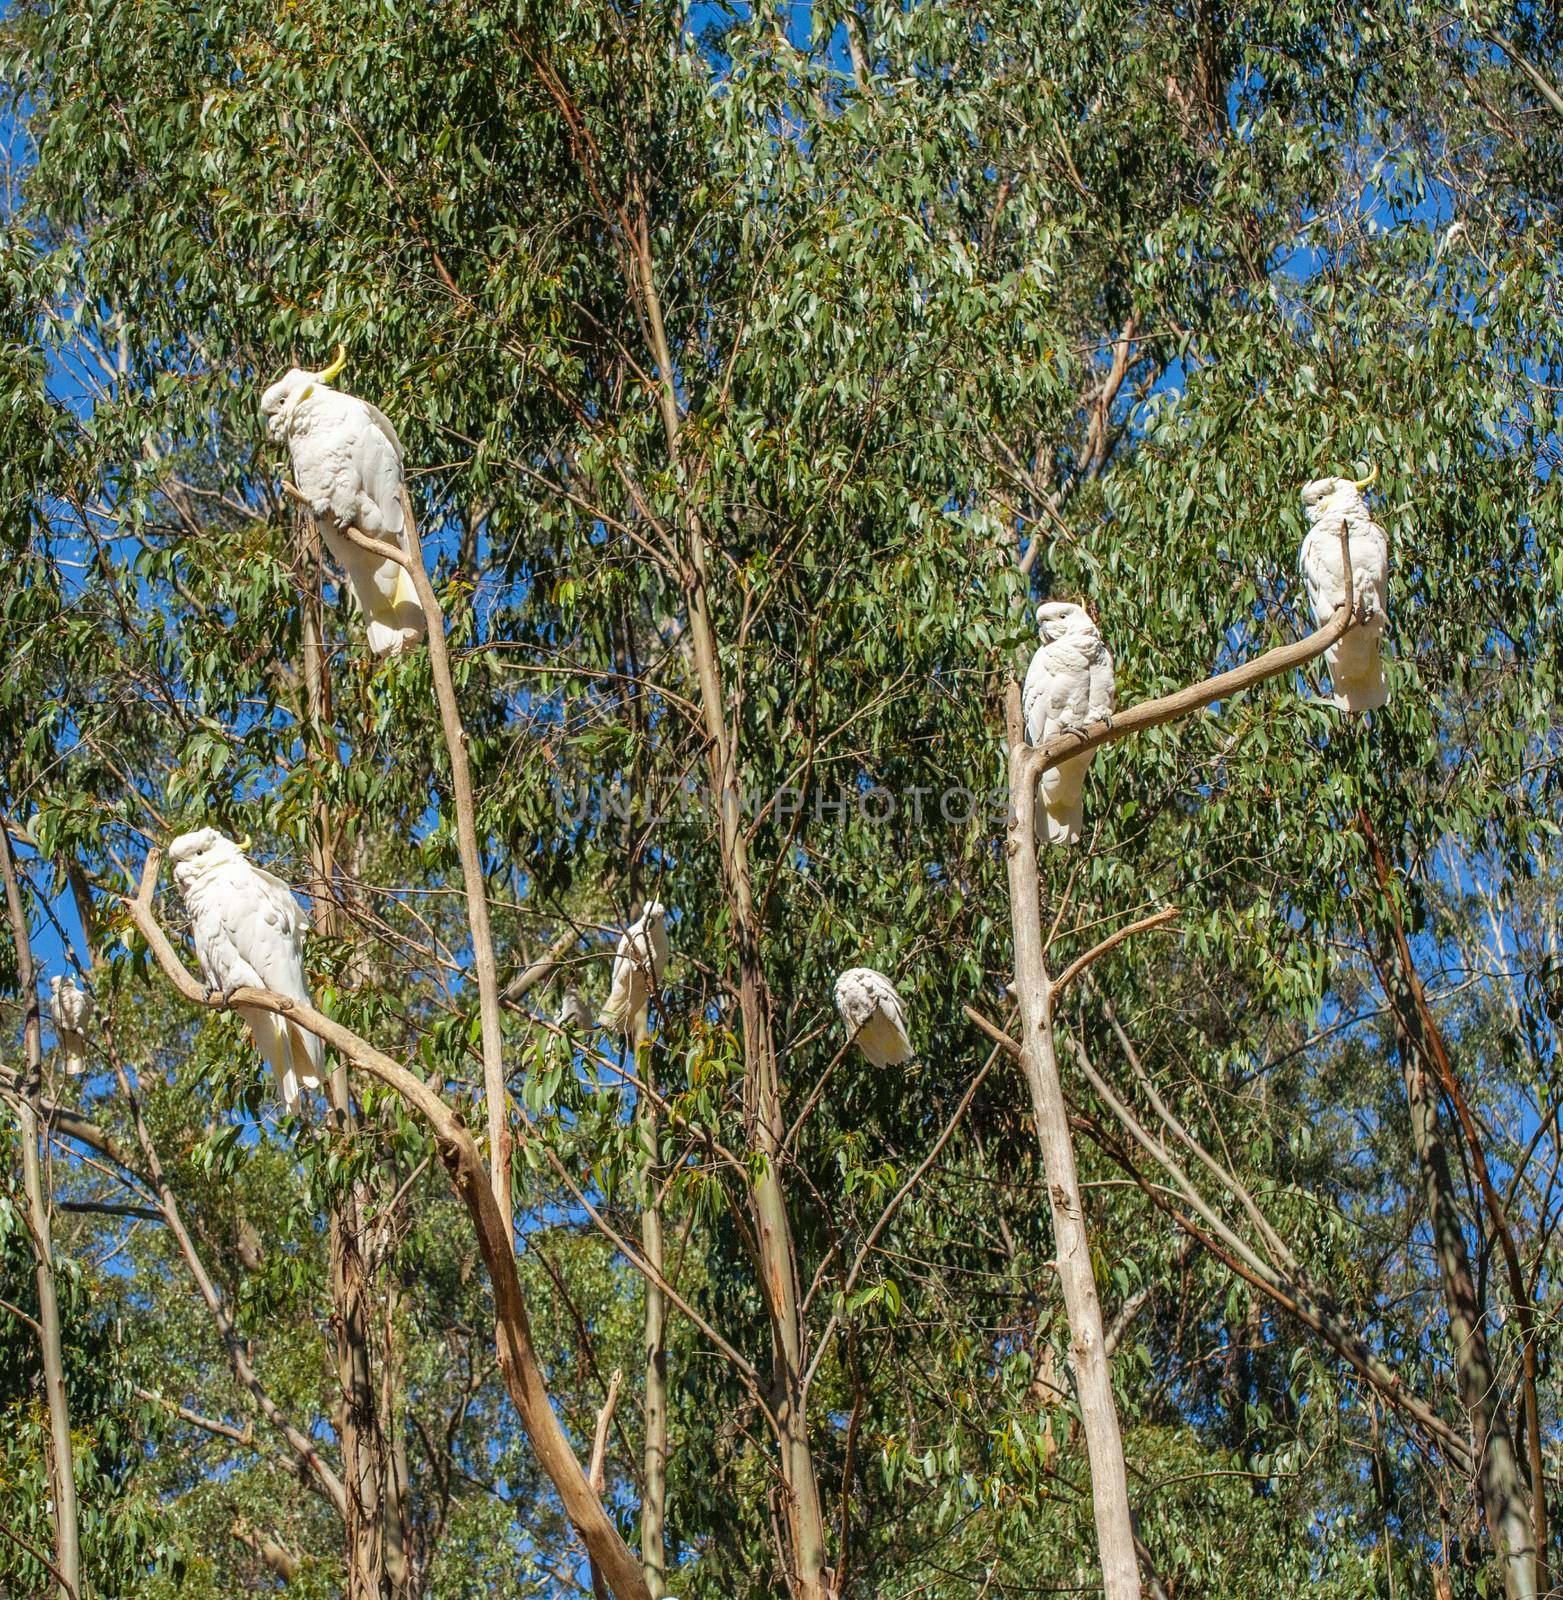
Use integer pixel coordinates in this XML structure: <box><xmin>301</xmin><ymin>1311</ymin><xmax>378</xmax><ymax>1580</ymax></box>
<box><xmin>1</xmin><ymin>0</ymin><xmax>1560</xmax><ymax>1594</ymax></box>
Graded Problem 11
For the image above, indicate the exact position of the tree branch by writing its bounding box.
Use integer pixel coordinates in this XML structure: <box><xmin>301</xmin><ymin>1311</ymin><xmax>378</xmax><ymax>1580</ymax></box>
<box><xmin>124</xmin><ymin>850</ymin><xmax>652</xmax><ymax>1600</ymax></box>
<box><xmin>135</xmin><ymin>1386</ymin><xmax>255</xmax><ymax>1447</ymax></box>
<box><xmin>1021</xmin><ymin>600</ymin><xmax>1357</xmax><ymax>790</ymax></box>
<box><xmin>1051</xmin><ymin>908</ymin><xmax>1179</xmax><ymax>1003</ymax></box>
<box><xmin>588</xmin><ymin>1368</ymin><xmax>623</xmax><ymax>1497</ymax></box>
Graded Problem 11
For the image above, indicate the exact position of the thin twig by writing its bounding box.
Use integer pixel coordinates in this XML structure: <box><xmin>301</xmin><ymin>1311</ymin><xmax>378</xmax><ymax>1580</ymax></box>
<box><xmin>1050</xmin><ymin>907</ymin><xmax>1179</xmax><ymax>1003</ymax></box>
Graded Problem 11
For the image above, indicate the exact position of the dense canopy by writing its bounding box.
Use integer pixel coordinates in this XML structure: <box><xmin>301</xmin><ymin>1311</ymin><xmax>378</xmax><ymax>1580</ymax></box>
<box><xmin>2</xmin><ymin>2</ymin><xmax>1562</xmax><ymax>1598</ymax></box>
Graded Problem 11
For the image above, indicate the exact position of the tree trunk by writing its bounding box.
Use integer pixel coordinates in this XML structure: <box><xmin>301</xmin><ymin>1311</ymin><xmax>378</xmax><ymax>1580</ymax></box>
<box><xmin>382</xmin><ymin>1284</ymin><xmax>413</xmax><ymax>1599</ymax></box>
<box><xmin>1393</xmin><ymin>979</ymin><xmax>1536</xmax><ymax>1598</ymax></box>
<box><xmin>672</xmin><ymin>391</ymin><xmax>828</xmax><ymax>1600</ymax></box>
<box><xmin>1002</xmin><ymin>684</ymin><xmax>1140</xmax><ymax>1600</ymax></box>
<box><xmin>1</xmin><ymin>828</ymin><xmax>82</xmax><ymax>1600</ymax></box>
<box><xmin>1361</xmin><ymin>813</ymin><xmax>1547</xmax><ymax>1592</ymax></box>
<box><xmin>302</xmin><ymin>531</ymin><xmax>397</xmax><ymax>1600</ymax></box>
<box><xmin>332</xmin><ymin>1187</ymin><xmax>387</xmax><ymax>1600</ymax></box>
<box><xmin>639</xmin><ymin>1050</ymin><xmax>669</xmax><ymax>1598</ymax></box>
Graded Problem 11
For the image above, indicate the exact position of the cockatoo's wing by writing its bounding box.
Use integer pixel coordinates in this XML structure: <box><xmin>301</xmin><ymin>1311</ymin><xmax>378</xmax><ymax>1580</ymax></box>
<box><xmin>1024</xmin><ymin>646</ymin><xmax>1070</xmax><ymax>746</ymax></box>
<box><xmin>1022</xmin><ymin>646</ymin><xmax>1054</xmax><ymax>745</ymax></box>
<box><xmin>216</xmin><ymin>862</ymin><xmax>324</xmax><ymax>1081</ymax></box>
<box><xmin>600</xmin><ymin>929</ymin><xmax>648</xmax><ymax>1035</ymax></box>
<box><xmin>868</xmin><ymin>977</ymin><xmax>912</xmax><ymax>1055</ymax></box>
<box><xmin>648</xmin><ymin>919</ymin><xmax>671</xmax><ymax>985</ymax></box>
<box><xmin>604</xmin><ymin>953</ymin><xmax>633</xmax><ymax>1010</ymax></box>
<box><xmin>1349</xmin><ymin>516</ymin><xmax>1390</xmax><ymax>615</ymax></box>
<box><xmin>1040</xmin><ymin>642</ymin><xmax>1093</xmax><ymax>740</ymax></box>
<box><xmin>834</xmin><ymin>970</ymin><xmax>878</xmax><ymax>1030</ymax></box>
<box><xmin>1300</xmin><ymin>521</ymin><xmax>1344</xmax><ymax>622</ymax></box>
<box><xmin>360</xmin><ymin>400</ymin><xmax>404</xmax><ymax>463</ymax></box>
<box><xmin>836</xmin><ymin>968</ymin><xmax>914</xmax><ymax>1064</ymax></box>
<box><xmin>354</xmin><ymin>402</ymin><xmax>406</xmax><ymax>543</ymax></box>
<box><xmin>1087</xmin><ymin>644</ymin><xmax>1116</xmax><ymax>722</ymax></box>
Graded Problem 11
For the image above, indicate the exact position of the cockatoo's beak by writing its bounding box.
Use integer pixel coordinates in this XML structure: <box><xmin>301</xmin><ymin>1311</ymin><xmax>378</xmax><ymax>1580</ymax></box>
<box><xmin>316</xmin><ymin>344</ymin><xmax>348</xmax><ymax>384</ymax></box>
<box><xmin>1352</xmin><ymin>462</ymin><xmax>1378</xmax><ymax>490</ymax></box>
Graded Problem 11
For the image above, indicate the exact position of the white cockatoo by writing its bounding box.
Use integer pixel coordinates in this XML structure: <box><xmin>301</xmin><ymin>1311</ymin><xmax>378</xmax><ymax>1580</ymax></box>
<box><xmin>556</xmin><ymin>984</ymin><xmax>592</xmax><ymax>1032</ymax></box>
<box><xmin>48</xmin><ymin>975</ymin><xmax>94</xmax><ymax>1076</ymax></box>
<box><xmin>599</xmin><ymin>902</ymin><xmax>670</xmax><ymax>1046</ymax></box>
<box><xmin>1300</xmin><ymin>466</ymin><xmax>1390</xmax><ymax>713</ymax></box>
<box><xmin>1022</xmin><ymin>600</ymin><xmax>1117</xmax><ymax>845</ymax></box>
<box><xmin>834</xmin><ymin>967</ymin><xmax>914</xmax><ymax>1067</ymax></box>
<box><xmin>260</xmin><ymin>347</ymin><xmax>426</xmax><ymax>657</ymax></box>
<box><xmin>167</xmin><ymin>828</ymin><xmax>324</xmax><ymax>1114</ymax></box>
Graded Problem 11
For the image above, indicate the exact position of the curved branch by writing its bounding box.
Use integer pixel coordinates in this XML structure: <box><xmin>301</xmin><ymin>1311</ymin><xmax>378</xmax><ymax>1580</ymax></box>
<box><xmin>1051</xmin><ymin>908</ymin><xmax>1179</xmax><ymax>1003</ymax></box>
<box><xmin>1022</xmin><ymin>602</ymin><xmax>1356</xmax><ymax>788</ymax></box>
<box><xmin>124</xmin><ymin>851</ymin><xmax>652</xmax><ymax>1600</ymax></box>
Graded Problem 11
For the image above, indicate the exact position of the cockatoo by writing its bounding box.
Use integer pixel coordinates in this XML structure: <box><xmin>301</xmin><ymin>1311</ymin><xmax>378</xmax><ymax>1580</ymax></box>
<box><xmin>834</xmin><ymin>967</ymin><xmax>914</xmax><ymax>1067</ymax></box>
<box><xmin>556</xmin><ymin>985</ymin><xmax>592</xmax><ymax>1032</ymax></box>
<box><xmin>260</xmin><ymin>347</ymin><xmax>426</xmax><ymax>657</ymax></box>
<box><xmin>48</xmin><ymin>975</ymin><xmax>93</xmax><ymax>1076</ymax></box>
<box><xmin>1022</xmin><ymin>601</ymin><xmax>1117</xmax><ymax>845</ymax></box>
<box><xmin>599</xmin><ymin>903</ymin><xmax>670</xmax><ymax>1046</ymax></box>
<box><xmin>167</xmin><ymin>828</ymin><xmax>324</xmax><ymax>1114</ymax></box>
<box><xmin>1300</xmin><ymin>466</ymin><xmax>1390</xmax><ymax>713</ymax></box>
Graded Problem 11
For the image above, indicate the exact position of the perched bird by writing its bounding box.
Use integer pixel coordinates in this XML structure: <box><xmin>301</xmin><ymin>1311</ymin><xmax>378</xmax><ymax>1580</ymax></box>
<box><xmin>260</xmin><ymin>347</ymin><xmax>426</xmax><ymax>657</ymax></box>
<box><xmin>556</xmin><ymin>984</ymin><xmax>592</xmax><ymax>1032</ymax></box>
<box><xmin>599</xmin><ymin>902</ymin><xmax>670</xmax><ymax>1046</ymax></box>
<box><xmin>48</xmin><ymin>975</ymin><xmax>94</xmax><ymax>1076</ymax></box>
<box><xmin>1022</xmin><ymin>601</ymin><xmax>1117</xmax><ymax>845</ymax></box>
<box><xmin>235</xmin><ymin>1216</ymin><xmax>266</xmax><ymax>1274</ymax></box>
<box><xmin>167</xmin><ymin>828</ymin><xmax>324</xmax><ymax>1114</ymax></box>
<box><xmin>834</xmin><ymin>967</ymin><xmax>914</xmax><ymax>1067</ymax></box>
<box><xmin>1300</xmin><ymin>467</ymin><xmax>1390</xmax><ymax>713</ymax></box>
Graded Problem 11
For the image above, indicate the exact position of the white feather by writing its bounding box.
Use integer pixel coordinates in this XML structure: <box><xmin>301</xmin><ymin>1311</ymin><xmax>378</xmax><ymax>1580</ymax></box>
<box><xmin>1300</xmin><ymin>476</ymin><xmax>1390</xmax><ymax>714</ymax></box>
<box><xmin>1022</xmin><ymin>601</ymin><xmax>1116</xmax><ymax>845</ymax></box>
<box><xmin>260</xmin><ymin>368</ymin><xmax>426</xmax><ymax>657</ymax></box>
<box><xmin>834</xmin><ymin>967</ymin><xmax>914</xmax><ymax>1067</ymax></box>
<box><xmin>556</xmin><ymin>985</ymin><xmax>592</xmax><ymax>1032</ymax></box>
<box><xmin>168</xmin><ymin>829</ymin><xmax>324</xmax><ymax>1114</ymax></box>
<box><xmin>48</xmin><ymin>974</ymin><xmax>94</xmax><ymax>1076</ymax></box>
<box><xmin>599</xmin><ymin>902</ymin><xmax>670</xmax><ymax>1046</ymax></box>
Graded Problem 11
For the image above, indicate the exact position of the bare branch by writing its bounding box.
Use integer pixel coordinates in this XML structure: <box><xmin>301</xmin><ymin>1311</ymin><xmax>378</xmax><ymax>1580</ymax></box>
<box><xmin>588</xmin><ymin>1369</ymin><xmax>623</xmax><ymax>1498</ymax></box>
<box><xmin>134</xmin><ymin>1387</ymin><xmax>254</xmax><ymax>1447</ymax></box>
<box><xmin>280</xmin><ymin>482</ymin><xmax>408</xmax><ymax>570</ymax></box>
<box><xmin>1051</xmin><ymin>907</ymin><xmax>1179</xmax><ymax>1003</ymax></box>
<box><xmin>1021</xmin><ymin>602</ymin><xmax>1357</xmax><ymax>789</ymax></box>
